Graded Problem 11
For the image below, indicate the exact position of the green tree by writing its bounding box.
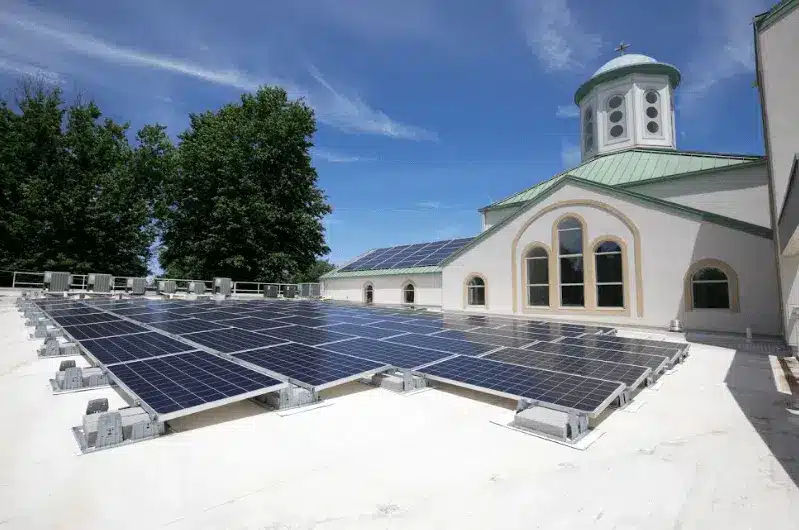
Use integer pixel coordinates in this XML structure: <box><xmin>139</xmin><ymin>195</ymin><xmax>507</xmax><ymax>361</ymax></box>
<box><xmin>159</xmin><ymin>86</ymin><xmax>331</xmax><ymax>281</ymax></box>
<box><xmin>293</xmin><ymin>259</ymin><xmax>335</xmax><ymax>283</ymax></box>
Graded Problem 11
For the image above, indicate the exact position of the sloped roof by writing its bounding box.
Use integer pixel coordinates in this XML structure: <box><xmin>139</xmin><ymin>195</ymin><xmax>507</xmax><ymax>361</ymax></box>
<box><xmin>754</xmin><ymin>0</ymin><xmax>797</xmax><ymax>31</ymax></box>
<box><xmin>482</xmin><ymin>148</ymin><xmax>764</xmax><ymax>211</ymax></box>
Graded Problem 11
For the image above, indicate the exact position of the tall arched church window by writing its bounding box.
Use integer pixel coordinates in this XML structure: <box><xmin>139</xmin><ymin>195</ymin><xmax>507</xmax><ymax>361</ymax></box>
<box><xmin>606</xmin><ymin>94</ymin><xmax>627</xmax><ymax>141</ymax></box>
<box><xmin>403</xmin><ymin>284</ymin><xmax>415</xmax><ymax>305</ymax></box>
<box><xmin>557</xmin><ymin>217</ymin><xmax>584</xmax><ymax>307</ymax></box>
<box><xmin>595</xmin><ymin>241</ymin><xmax>624</xmax><ymax>307</ymax></box>
<box><xmin>691</xmin><ymin>268</ymin><xmax>730</xmax><ymax>309</ymax></box>
<box><xmin>643</xmin><ymin>90</ymin><xmax>662</xmax><ymax>136</ymax></box>
<box><xmin>583</xmin><ymin>106</ymin><xmax>594</xmax><ymax>153</ymax></box>
<box><xmin>467</xmin><ymin>277</ymin><xmax>486</xmax><ymax>306</ymax></box>
<box><xmin>526</xmin><ymin>247</ymin><xmax>549</xmax><ymax>306</ymax></box>
<box><xmin>364</xmin><ymin>284</ymin><xmax>374</xmax><ymax>304</ymax></box>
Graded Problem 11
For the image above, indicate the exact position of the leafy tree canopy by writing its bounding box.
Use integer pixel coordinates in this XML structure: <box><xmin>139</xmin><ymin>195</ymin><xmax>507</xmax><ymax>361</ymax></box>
<box><xmin>293</xmin><ymin>259</ymin><xmax>335</xmax><ymax>283</ymax></box>
<box><xmin>159</xmin><ymin>86</ymin><xmax>332</xmax><ymax>282</ymax></box>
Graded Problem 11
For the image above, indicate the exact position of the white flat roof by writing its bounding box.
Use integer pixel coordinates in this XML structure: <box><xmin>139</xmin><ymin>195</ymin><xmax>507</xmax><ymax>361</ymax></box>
<box><xmin>2</xmin><ymin>297</ymin><xmax>799</xmax><ymax>529</ymax></box>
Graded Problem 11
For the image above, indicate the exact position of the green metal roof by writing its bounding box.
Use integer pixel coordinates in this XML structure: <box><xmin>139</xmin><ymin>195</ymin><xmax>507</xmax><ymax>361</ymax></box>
<box><xmin>755</xmin><ymin>0</ymin><xmax>797</xmax><ymax>32</ymax></box>
<box><xmin>321</xmin><ymin>266</ymin><xmax>441</xmax><ymax>280</ymax></box>
<box><xmin>575</xmin><ymin>61</ymin><xmax>681</xmax><ymax>105</ymax></box>
<box><xmin>483</xmin><ymin>148</ymin><xmax>764</xmax><ymax>210</ymax></box>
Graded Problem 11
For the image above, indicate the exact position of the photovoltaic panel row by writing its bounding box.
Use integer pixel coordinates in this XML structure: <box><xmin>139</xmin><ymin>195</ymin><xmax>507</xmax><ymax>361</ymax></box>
<box><xmin>106</xmin><ymin>350</ymin><xmax>285</xmax><ymax>418</ymax></box>
<box><xmin>320</xmin><ymin>323</ymin><xmax>408</xmax><ymax>339</ymax></box>
<box><xmin>79</xmin><ymin>332</ymin><xmax>196</xmax><ymax>365</ymax></box>
<box><xmin>561</xmin><ymin>336</ymin><xmax>686</xmax><ymax>361</ymax></box>
<box><xmin>63</xmin><ymin>320</ymin><xmax>149</xmax><ymax>341</ymax></box>
<box><xmin>48</xmin><ymin>312</ymin><xmax>120</xmax><ymax>326</ymax></box>
<box><xmin>233</xmin><ymin>343</ymin><xmax>390</xmax><ymax>389</ymax></box>
<box><xmin>419</xmin><ymin>355</ymin><xmax>625</xmax><ymax>416</ymax></box>
<box><xmin>122</xmin><ymin>311</ymin><xmax>188</xmax><ymax>324</ymax></box>
<box><xmin>260</xmin><ymin>325</ymin><xmax>356</xmax><ymax>346</ymax></box>
<box><xmin>384</xmin><ymin>333</ymin><xmax>497</xmax><ymax>357</ymax></box>
<box><xmin>192</xmin><ymin>310</ymin><xmax>247</xmax><ymax>321</ymax></box>
<box><xmin>148</xmin><ymin>318</ymin><xmax>232</xmax><ymax>335</ymax></box>
<box><xmin>435</xmin><ymin>329</ymin><xmax>535</xmax><ymax>349</ymax></box>
<box><xmin>466</xmin><ymin>326</ymin><xmax>575</xmax><ymax>344</ymax></box>
<box><xmin>524</xmin><ymin>341</ymin><xmax>669</xmax><ymax>374</ymax></box>
<box><xmin>486</xmin><ymin>348</ymin><xmax>651</xmax><ymax>390</ymax></box>
<box><xmin>215</xmin><ymin>316</ymin><xmax>293</xmax><ymax>332</ymax></box>
<box><xmin>338</xmin><ymin>237</ymin><xmax>474</xmax><ymax>272</ymax></box>
<box><xmin>321</xmin><ymin>337</ymin><xmax>452</xmax><ymax>369</ymax></box>
<box><xmin>185</xmin><ymin>328</ymin><xmax>288</xmax><ymax>354</ymax></box>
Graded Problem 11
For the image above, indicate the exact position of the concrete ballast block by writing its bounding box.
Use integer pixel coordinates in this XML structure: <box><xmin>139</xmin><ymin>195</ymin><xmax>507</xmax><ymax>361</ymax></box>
<box><xmin>513</xmin><ymin>406</ymin><xmax>571</xmax><ymax>440</ymax></box>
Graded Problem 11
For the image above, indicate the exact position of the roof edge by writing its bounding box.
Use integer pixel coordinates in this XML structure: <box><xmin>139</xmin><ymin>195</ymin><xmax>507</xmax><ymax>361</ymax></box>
<box><xmin>615</xmin><ymin>158</ymin><xmax>768</xmax><ymax>189</ymax></box>
<box><xmin>574</xmin><ymin>63</ymin><xmax>681</xmax><ymax>105</ymax></box>
<box><xmin>322</xmin><ymin>266</ymin><xmax>442</xmax><ymax>279</ymax></box>
<box><xmin>755</xmin><ymin>0</ymin><xmax>798</xmax><ymax>32</ymax></box>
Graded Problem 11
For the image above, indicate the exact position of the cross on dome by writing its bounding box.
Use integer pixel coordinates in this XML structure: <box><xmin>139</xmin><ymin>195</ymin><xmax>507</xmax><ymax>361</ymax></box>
<box><xmin>614</xmin><ymin>41</ymin><xmax>630</xmax><ymax>55</ymax></box>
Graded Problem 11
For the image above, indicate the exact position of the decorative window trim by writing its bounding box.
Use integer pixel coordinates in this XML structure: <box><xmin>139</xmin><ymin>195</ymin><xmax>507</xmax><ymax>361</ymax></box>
<box><xmin>554</xmin><ymin>213</ymin><xmax>589</xmax><ymax>309</ymax></box>
<box><xmin>683</xmin><ymin>259</ymin><xmax>740</xmax><ymax>313</ymax></box>
<box><xmin>642</xmin><ymin>88</ymin><xmax>663</xmax><ymax>139</ymax></box>
<box><xmin>400</xmin><ymin>280</ymin><xmax>417</xmax><ymax>305</ymax></box>
<box><xmin>592</xmin><ymin>236</ymin><xmax>629</xmax><ymax>311</ymax></box>
<box><xmin>583</xmin><ymin>105</ymin><xmax>595</xmax><ymax>156</ymax></box>
<box><xmin>605</xmin><ymin>93</ymin><xmax>628</xmax><ymax>144</ymax></box>
<box><xmin>521</xmin><ymin>242</ymin><xmax>553</xmax><ymax>308</ymax></box>
<box><xmin>462</xmin><ymin>273</ymin><xmax>489</xmax><ymax>309</ymax></box>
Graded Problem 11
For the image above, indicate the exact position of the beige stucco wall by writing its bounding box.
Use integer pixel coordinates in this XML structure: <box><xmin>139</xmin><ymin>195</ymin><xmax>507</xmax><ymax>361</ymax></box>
<box><xmin>483</xmin><ymin>206</ymin><xmax>520</xmax><ymax>231</ymax></box>
<box><xmin>443</xmin><ymin>183</ymin><xmax>781</xmax><ymax>335</ymax></box>
<box><xmin>322</xmin><ymin>274</ymin><xmax>442</xmax><ymax>306</ymax></box>
<box><xmin>758</xmin><ymin>6</ymin><xmax>799</xmax><ymax>217</ymax></box>
<box><xmin>625</xmin><ymin>165</ymin><xmax>770</xmax><ymax>227</ymax></box>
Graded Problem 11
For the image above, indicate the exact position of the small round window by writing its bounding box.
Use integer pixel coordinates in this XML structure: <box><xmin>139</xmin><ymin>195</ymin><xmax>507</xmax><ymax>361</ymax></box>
<box><xmin>643</xmin><ymin>90</ymin><xmax>662</xmax><ymax>137</ymax></box>
<box><xmin>610</xmin><ymin>125</ymin><xmax>624</xmax><ymax>138</ymax></box>
<box><xmin>645</xmin><ymin>91</ymin><xmax>658</xmax><ymax>104</ymax></box>
<box><xmin>647</xmin><ymin>122</ymin><xmax>660</xmax><ymax>133</ymax></box>
<box><xmin>608</xmin><ymin>95</ymin><xmax>623</xmax><ymax>109</ymax></box>
<box><xmin>609</xmin><ymin>110</ymin><xmax>623</xmax><ymax>123</ymax></box>
<box><xmin>646</xmin><ymin>107</ymin><xmax>659</xmax><ymax>119</ymax></box>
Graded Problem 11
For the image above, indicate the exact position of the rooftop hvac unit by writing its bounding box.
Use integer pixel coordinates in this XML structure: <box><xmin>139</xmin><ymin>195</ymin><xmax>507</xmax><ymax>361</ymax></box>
<box><xmin>126</xmin><ymin>277</ymin><xmax>147</xmax><ymax>295</ymax></box>
<box><xmin>88</xmin><ymin>273</ymin><xmax>113</xmax><ymax>293</ymax></box>
<box><xmin>265</xmin><ymin>285</ymin><xmax>279</xmax><ymax>298</ymax></box>
<box><xmin>158</xmin><ymin>280</ymin><xmax>177</xmax><ymax>294</ymax></box>
<box><xmin>299</xmin><ymin>284</ymin><xmax>311</xmax><ymax>298</ymax></box>
<box><xmin>284</xmin><ymin>285</ymin><xmax>297</xmax><ymax>299</ymax></box>
<box><xmin>44</xmin><ymin>271</ymin><xmax>72</xmax><ymax>293</ymax></box>
<box><xmin>214</xmin><ymin>277</ymin><xmax>232</xmax><ymax>296</ymax></box>
<box><xmin>188</xmin><ymin>281</ymin><xmax>206</xmax><ymax>294</ymax></box>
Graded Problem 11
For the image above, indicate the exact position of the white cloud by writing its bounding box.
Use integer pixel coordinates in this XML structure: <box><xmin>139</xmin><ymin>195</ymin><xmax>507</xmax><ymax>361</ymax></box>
<box><xmin>556</xmin><ymin>105</ymin><xmax>580</xmax><ymax>119</ymax></box>
<box><xmin>0</xmin><ymin>2</ymin><xmax>434</xmax><ymax>140</ymax></box>
<box><xmin>680</xmin><ymin>0</ymin><xmax>771</xmax><ymax>109</ymax></box>
<box><xmin>516</xmin><ymin>0</ymin><xmax>603</xmax><ymax>72</ymax></box>
<box><xmin>313</xmin><ymin>149</ymin><xmax>373</xmax><ymax>163</ymax></box>
<box><xmin>560</xmin><ymin>139</ymin><xmax>582</xmax><ymax>168</ymax></box>
<box><xmin>416</xmin><ymin>201</ymin><xmax>443</xmax><ymax>209</ymax></box>
<box><xmin>0</xmin><ymin>57</ymin><xmax>61</xmax><ymax>84</ymax></box>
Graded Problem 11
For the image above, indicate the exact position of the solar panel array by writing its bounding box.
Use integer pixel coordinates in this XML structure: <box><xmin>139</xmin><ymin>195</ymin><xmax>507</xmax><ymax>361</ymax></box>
<box><xmin>34</xmin><ymin>295</ymin><xmax>688</xmax><ymax>422</ymax></box>
<box><xmin>338</xmin><ymin>237</ymin><xmax>474</xmax><ymax>271</ymax></box>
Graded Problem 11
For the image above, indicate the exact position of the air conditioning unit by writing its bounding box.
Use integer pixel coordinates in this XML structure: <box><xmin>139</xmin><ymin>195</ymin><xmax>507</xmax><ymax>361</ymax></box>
<box><xmin>284</xmin><ymin>285</ymin><xmax>297</xmax><ymax>299</ymax></box>
<box><xmin>88</xmin><ymin>273</ymin><xmax>113</xmax><ymax>293</ymax></box>
<box><xmin>188</xmin><ymin>281</ymin><xmax>206</xmax><ymax>294</ymax></box>
<box><xmin>264</xmin><ymin>285</ymin><xmax>279</xmax><ymax>299</ymax></box>
<box><xmin>214</xmin><ymin>277</ymin><xmax>232</xmax><ymax>296</ymax></box>
<box><xmin>44</xmin><ymin>271</ymin><xmax>72</xmax><ymax>293</ymax></box>
<box><xmin>126</xmin><ymin>277</ymin><xmax>147</xmax><ymax>295</ymax></box>
<box><xmin>158</xmin><ymin>280</ymin><xmax>177</xmax><ymax>294</ymax></box>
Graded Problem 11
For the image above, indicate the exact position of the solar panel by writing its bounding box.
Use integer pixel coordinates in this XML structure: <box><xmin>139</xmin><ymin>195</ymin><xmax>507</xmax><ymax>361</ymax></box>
<box><xmin>384</xmin><ymin>333</ymin><xmax>497</xmax><ymax>357</ymax></box>
<box><xmin>148</xmin><ymin>318</ymin><xmax>231</xmax><ymax>335</ymax></box>
<box><xmin>63</xmin><ymin>320</ymin><xmax>149</xmax><ymax>340</ymax></box>
<box><xmin>435</xmin><ymin>329</ymin><xmax>535</xmax><ymax>348</ymax></box>
<box><xmin>163</xmin><ymin>306</ymin><xmax>213</xmax><ymax>316</ymax></box>
<box><xmin>272</xmin><ymin>315</ymin><xmax>333</xmax><ymax>327</ymax></box>
<box><xmin>109</xmin><ymin>307</ymin><xmax>166</xmax><ymax>317</ymax></box>
<box><xmin>338</xmin><ymin>237</ymin><xmax>474</xmax><ymax>272</ymax></box>
<box><xmin>321</xmin><ymin>337</ymin><xmax>452</xmax><ymax>369</ymax></box>
<box><xmin>233</xmin><ymin>343</ymin><xmax>389</xmax><ymax>389</ymax></box>
<box><xmin>561</xmin><ymin>336</ymin><xmax>686</xmax><ymax>362</ymax></box>
<box><xmin>106</xmin><ymin>351</ymin><xmax>285</xmax><ymax>417</ymax></box>
<box><xmin>259</xmin><ymin>325</ymin><xmax>356</xmax><ymax>346</ymax></box>
<box><xmin>49</xmin><ymin>313</ymin><xmax>121</xmax><ymax>326</ymax></box>
<box><xmin>212</xmin><ymin>305</ymin><xmax>257</xmax><ymax>315</ymax></box>
<box><xmin>370</xmin><ymin>321</ymin><xmax>443</xmax><ymax>335</ymax></box>
<box><xmin>418</xmin><ymin>355</ymin><xmax>625</xmax><ymax>416</ymax></box>
<box><xmin>44</xmin><ymin>307</ymin><xmax>103</xmax><ymax>318</ymax></box>
<box><xmin>191</xmin><ymin>310</ymin><xmax>247</xmax><ymax>321</ymax></box>
<box><xmin>320</xmin><ymin>323</ymin><xmax>407</xmax><ymax>339</ymax></box>
<box><xmin>215</xmin><ymin>316</ymin><xmax>293</xmax><ymax>331</ymax></box>
<box><xmin>486</xmin><ymin>348</ymin><xmax>651</xmax><ymax>390</ymax></box>
<box><xmin>124</xmin><ymin>311</ymin><xmax>187</xmax><ymax>324</ymax></box>
<box><xmin>185</xmin><ymin>328</ymin><xmax>288</xmax><ymax>353</ymax></box>
<box><xmin>79</xmin><ymin>332</ymin><xmax>196</xmax><ymax>365</ymax></box>
<box><xmin>462</xmin><ymin>326</ymin><xmax>568</xmax><ymax>343</ymax></box>
<box><xmin>524</xmin><ymin>341</ymin><xmax>669</xmax><ymax>373</ymax></box>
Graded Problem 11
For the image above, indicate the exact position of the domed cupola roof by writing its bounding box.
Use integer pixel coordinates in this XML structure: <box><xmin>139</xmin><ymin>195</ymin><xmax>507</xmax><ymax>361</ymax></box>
<box><xmin>574</xmin><ymin>52</ymin><xmax>681</xmax><ymax>104</ymax></box>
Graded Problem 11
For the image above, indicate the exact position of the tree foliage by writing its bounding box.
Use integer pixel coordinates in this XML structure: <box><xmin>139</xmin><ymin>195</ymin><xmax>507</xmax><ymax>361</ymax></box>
<box><xmin>159</xmin><ymin>86</ymin><xmax>331</xmax><ymax>282</ymax></box>
<box><xmin>293</xmin><ymin>259</ymin><xmax>335</xmax><ymax>283</ymax></box>
<box><xmin>0</xmin><ymin>81</ymin><xmax>171</xmax><ymax>275</ymax></box>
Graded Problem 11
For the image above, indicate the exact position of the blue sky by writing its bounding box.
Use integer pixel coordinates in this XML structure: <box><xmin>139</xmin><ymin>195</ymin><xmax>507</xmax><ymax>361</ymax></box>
<box><xmin>0</xmin><ymin>0</ymin><xmax>773</xmax><ymax>268</ymax></box>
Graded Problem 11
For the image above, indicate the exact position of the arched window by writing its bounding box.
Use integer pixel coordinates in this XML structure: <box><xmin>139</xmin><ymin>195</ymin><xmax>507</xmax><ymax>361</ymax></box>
<box><xmin>403</xmin><ymin>283</ymin><xmax>415</xmax><ymax>305</ymax></box>
<box><xmin>583</xmin><ymin>106</ymin><xmax>594</xmax><ymax>154</ymax></box>
<box><xmin>595</xmin><ymin>241</ymin><xmax>623</xmax><ymax>308</ymax></box>
<box><xmin>557</xmin><ymin>217</ymin><xmax>584</xmax><ymax>307</ymax></box>
<box><xmin>606</xmin><ymin>94</ymin><xmax>627</xmax><ymax>141</ymax></box>
<box><xmin>526</xmin><ymin>247</ymin><xmax>549</xmax><ymax>306</ymax></box>
<box><xmin>467</xmin><ymin>277</ymin><xmax>486</xmax><ymax>306</ymax></box>
<box><xmin>364</xmin><ymin>284</ymin><xmax>374</xmax><ymax>304</ymax></box>
<box><xmin>691</xmin><ymin>268</ymin><xmax>730</xmax><ymax>309</ymax></box>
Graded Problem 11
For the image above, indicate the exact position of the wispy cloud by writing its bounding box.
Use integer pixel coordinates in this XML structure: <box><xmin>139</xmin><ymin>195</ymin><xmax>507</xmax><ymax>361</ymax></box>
<box><xmin>0</xmin><ymin>2</ymin><xmax>434</xmax><ymax>140</ymax></box>
<box><xmin>560</xmin><ymin>139</ymin><xmax>582</xmax><ymax>168</ymax></box>
<box><xmin>0</xmin><ymin>57</ymin><xmax>61</xmax><ymax>84</ymax></box>
<box><xmin>516</xmin><ymin>0</ymin><xmax>603</xmax><ymax>72</ymax></box>
<box><xmin>313</xmin><ymin>149</ymin><xmax>373</xmax><ymax>164</ymax></box>
<box><xmin>556</xmin><ymin>105</ymin><xmax>580</xmax><ymax>119</ymax></box>
<box><xmin>680</xmin><ymin>0</ymin><xmax>770</xmax><ymax>110</ymax></box>
<box><xmin>416</xmin><ymin>201</ymin><xmax>443</xmax><ymax>209</ymax></box>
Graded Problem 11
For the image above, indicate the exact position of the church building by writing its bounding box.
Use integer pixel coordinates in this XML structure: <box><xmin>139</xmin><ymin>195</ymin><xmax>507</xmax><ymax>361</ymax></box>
<box><xmin>321</xmin><ymin>1</ymin><xmax>799</xmax><ymax>352</ymax></box>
